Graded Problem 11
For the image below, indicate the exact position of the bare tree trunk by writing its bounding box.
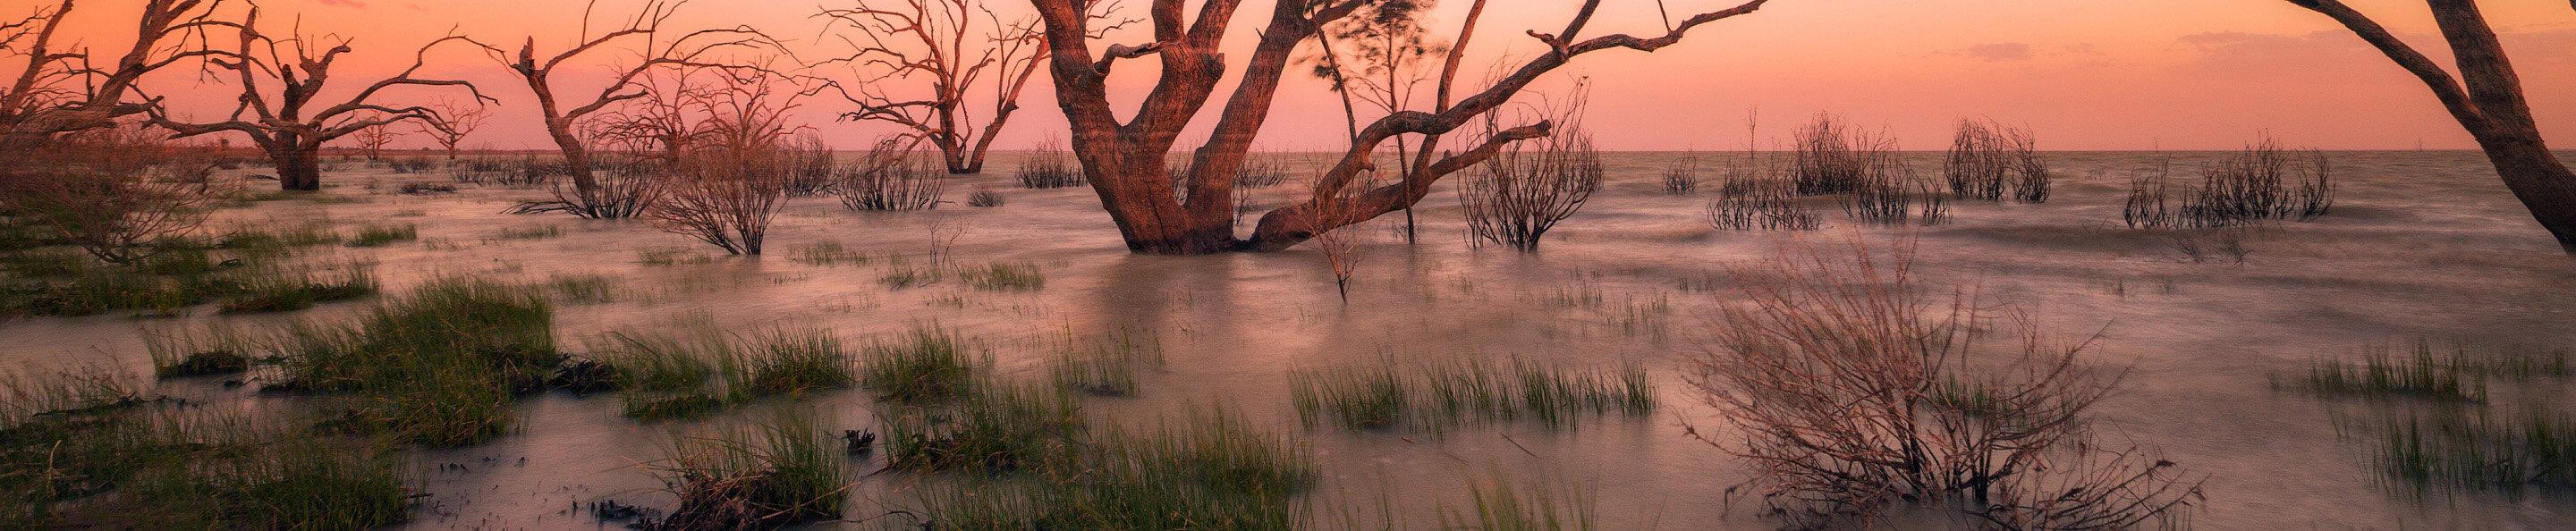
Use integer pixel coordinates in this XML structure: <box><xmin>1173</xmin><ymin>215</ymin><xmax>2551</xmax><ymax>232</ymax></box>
<box><xmin>2297</xmin><ymin>0</ymin><xmax>2576</xmax><ymax>252</ymax></box>
<box><xmin>274</xmin><ymin>148</ymin><xmax>322</xmax><ymax>191</ymax></box>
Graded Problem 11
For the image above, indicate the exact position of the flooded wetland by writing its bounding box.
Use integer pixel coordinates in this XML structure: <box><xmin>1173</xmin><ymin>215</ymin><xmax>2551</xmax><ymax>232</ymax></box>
<box><xmin>6</xmin><ymin>149</ymin><xmax>2575</xmax><ymax>528</ymax></box>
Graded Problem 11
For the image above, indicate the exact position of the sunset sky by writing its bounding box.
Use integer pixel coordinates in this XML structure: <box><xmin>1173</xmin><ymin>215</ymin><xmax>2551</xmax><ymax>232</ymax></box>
<box><xmin>35</xmin><ymin>0</ymin><xmax>2576</xmax><ymax>151</ymax></box>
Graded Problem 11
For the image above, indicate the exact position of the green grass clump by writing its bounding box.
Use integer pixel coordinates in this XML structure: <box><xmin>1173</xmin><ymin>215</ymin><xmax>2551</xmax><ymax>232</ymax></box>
<box><xmin>127</xmin><ymin>431</ymin><xmax>412</xmax><ymax>529</ymax></box>
<box><xmin>962</xmin><ymin>261</ymin><xmax>1045</xmax><ymax>291</ymax></box>
<box><xmin>1435</xmin><ymin>477</ymin><xmax>1597</xmax><ymax>531</ymax></box>
<box><xmin>1049</xmin><ymin>330</ymin><xmax>1164</xmax><ymax>397</ymax></box>
<box><xmin>217</xmin><ymin>261</ymin><xmax>377</xmax><ymax>314</ymax></box>
<box><xmin>345</xmin><ymin>223</ymin><xmax>418</xmax><ymax>248</ymax></box>
<box><xmin>2280</xmin><ymin>341</ymin><xmax>2574</xmax><ymax>402</ymax></box>
<box><xmin>1294</xmin><ymin>359</ymin><xmax>1655</xmax><ymax>432</ymax></box>
<box><xmin>2378</xmin><ymin>411</ymin><xmax>2576</xmax><ymax>495</ymax></box>
<box><xmin>646</xmin><ymin>410</ymin><xmax>852</xmax><ymax>529</ymax></box>
<box><xmin>493</xmin><ymin>224</ymin><xmax>562</xmax><ymax>240</ymax></box>
<box><xmin>260</xmin><ymin>277</ymin><xmax>557</xmax><ymax>445</ymax></box>
<box><xmin>216</xmin><ymin>223</ymin><xmax>341</xmax><ymax>254</ymax></box>
<box><xmin>8</xmin><ymin>265</ymin><xmax>234</xmax><ymax>316</ymax></box>
<box><xmin>547</xmin><ymin>274</ymin><xmax>617</xmax><ymax>304</ymax></box>
<box><xmin>739</xmin><ymin>327</ymin><xmax>854</xmax><ymax>399</ymax></box>
<box><xmin>861</xmin><ymin>326</ymin><xmax>979</xmax><ymax>402</ymax></box>
<box><xmin>791</xmin><ymin>240</ymin><xmax>865</xmax><ymax>266</ymax></box>
<box><xmin>594</xmin><ymin>326</ymin><xmax>853</xmax><ymax>420</ymax></box>
<box><xmin>0</xmin><ymin>375</ymin><xmax>416</xmax><ymax>528</ymax></box>
<box><xmin>885</xmin><ymin>384</ymin><xmax>1083</xmax><ymax>473</ymax></box>
<box><xmin>1293</xmin><ymin>366</ymin><xmax>1408</xmax><ymax>431</ymax></box>
<box><xmin>145</xmin><ymin>326</ymin><xmax>259</xmax><ymax>378</ymax></box>
<box><xmin>909</xmin><ymin>409</ymin><xmax>1312</xmax><ymax>528</ymax></box>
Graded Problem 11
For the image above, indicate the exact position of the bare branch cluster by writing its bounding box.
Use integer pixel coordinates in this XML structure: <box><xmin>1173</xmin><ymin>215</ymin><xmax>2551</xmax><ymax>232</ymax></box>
<box><xmin>1686</xmin><ymin>240</ymin><xmax>2205</xmax><ymax>528</ymax></box>
<box><xmin>1944</xmin><ymin>119</ymin><xmax>2049</xmax><ymax>203</ymax></box>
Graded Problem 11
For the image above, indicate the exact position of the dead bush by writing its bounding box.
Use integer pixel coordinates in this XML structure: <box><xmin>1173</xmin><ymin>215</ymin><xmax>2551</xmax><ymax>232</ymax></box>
<box><xmin>1461</xmin><ymin>127</ymin><xmax>1602</xmax><ymax>252</ymax></box>
<box><xmin>1686</xmin><ymin>240</ymin><xmax>2202</xmax><ymax>528</ymax></box>
<box><xmin>1945</xmin><ymin>120</ymin><xmax>2051</xmax><ymax>203</ymax></box>
<box><xmin>0</xmin><ymin>127</ymin><xmax>217</xmax><ymax>264</ymax></box>
<box><xmin>835</xmin><ymin>137</ymin><xmax>945</xmax><ymax>211</ymax></box>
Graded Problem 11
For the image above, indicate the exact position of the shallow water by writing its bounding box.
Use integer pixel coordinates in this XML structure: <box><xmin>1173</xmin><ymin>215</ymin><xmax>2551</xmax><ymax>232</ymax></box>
<box><xmin>7</xmin><ymin>150</ymin><xmax>2575</xmax><ymax>528</ymax></box>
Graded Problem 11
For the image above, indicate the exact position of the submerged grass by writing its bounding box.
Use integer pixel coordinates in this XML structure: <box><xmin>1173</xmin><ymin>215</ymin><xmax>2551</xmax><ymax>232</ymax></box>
<box><xmin>643</xmin><ymin>409</ymin><xmax>853</xmax><ymax>529</ymax></box>
<box><xmin>861</xmin><ymin>325</ymin><xmax>979</xmax><ymax>403</ymax></box>
<box><xmin>345</xmin><ymin>223</ymin><xmax>418</xmax><ymax>248</ymax></box>
<box><xmin>594</xmin><ymin>326</ymin><xmax>853</xmax><ymax>420</ymax></box>
<box><xmin>884</xmin><ymin>384</ymin><xmax>1083</xmax><ymax>474</ymax></box>
<box><xmin>1435</xmin><ymin>476</ymin><xmax>1598</xmax><ymax>531</ymax></box>
<box><xmin>1294</xmin><ymin>358</ymin><xmax>1654</xmax><ymax>433</ymax></box>
<box><xmin>216</xmin><ymin>260</ymin><xmax>377</xmax><ymax>314</ymax></box>
<box><xmin>2282</xmin><ymin>341</ymin><xmax>2572</xmax><ymax>402</ymax></box>
<box><xmin>908</xmin><ymin>408</ymin><xmax>1314</xmax><ymax>529</ymax></box>
<box><xmin>2377</xmin><ymin>411</ymin><xmax>2576</xmax><ymax>495</ymax></box>
<box><xmin>962</xmin><ymin>261</ymin><xmax>1045</xmax><ymax>291</ymax></box>
<box><xmin>1049</xmin><ymin>329</ymin><xmax>1165</xmax><ymax>397</ymax></box>
<box><xmin>547</xmin><ymin>273</ymin><xmax>617</xmax><ymax>304</ymax></box>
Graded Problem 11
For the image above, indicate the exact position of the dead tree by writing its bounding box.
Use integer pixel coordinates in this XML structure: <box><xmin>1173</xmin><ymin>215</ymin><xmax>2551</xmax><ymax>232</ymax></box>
<box><xmin>2290</xmin><ymin>0</ymin><xmax>2576</xmax><ymax>253</ymax></box>
<box><xmin>149</xmin><ymin>8</ymin><xmax>490</xmax><ymax>190</ymax></box>
<box><xmin>350</xmin><ymin>123</ymin><xmax>402</xmax><ymax>160</ymax></box>
<box><xmin>414</xmin><ymin>97</ymin><xmax>488</xmax><ymax>160</ymax></box>
<box><xmin>1027</xmin><ymin>0</ymin><xmax>1770</xmax><ymax>254</ymax></box>
<box><xmin>0</xmin><ymin>0</ymin><xmax>234</xmax><ymax>154</ymax></box>
<box><xmin>647</xmin><ymin>72</ymin><xmax>803</xmax><ymax>256</ymax></box>
<box><xmin>470</xmin><ymin>0</ymin><xmax>771</xmax><ymax>218</ymax></box>
<box><xmin>817</xmin><ymin>0</ymin><xmax>1049</xmax><ymax>174</ymax></box>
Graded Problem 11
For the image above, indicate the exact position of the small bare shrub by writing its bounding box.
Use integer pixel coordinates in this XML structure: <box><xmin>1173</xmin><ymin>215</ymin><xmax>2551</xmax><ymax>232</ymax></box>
<box><xmin>836</xmin><ymin>138</ymin><xmax>945</xmax><ymax>211</ymax></box>
<box><xmin>1686</xmin><ymin>240</ymin><xmax>2202</xmax><ymax>528</ymax></box>
<box><xmin>1945</xmin><ymin>120</ymin><xmax>2051</xmax><ymax>203</ymax></box>
<box><xmin>2124</xmin><ymin>139</ymin><xmax>2332</xmax><ymax>229</ymax></box>
<box><xmin>1707</xmin><ymin>180</ymin><xmax>1818</xmax><ymax>232</ymax></box>
<box><xmin>0</xmin><ymin>128</ymin><xmax>216</xmax><ymax>264</ymax></box>
<box><xmin>783</xmin><ymin>134</ymin><xmax>837</xmax><ymax>197</ymax></box>
<box><xmin>1789</xmin><ymin>113</ymin><xmax>1897</xmax><ymax>196</ymax></box>
<box><xmin>1461</xmin><ymin>128</ymin><xmax>1603</xmax><ymax>252</ymax></box>
<box><xmin>1015</xmin><ymin>136</ymin><xmax>1084</xmax><ymax>190</ymax></box>
<box><xmin>965</xmin><ymin>188</ymin><xmax>1003</xmax><ymax>207</ymax></box>
<box><xmin>1662</xmin><ymin>156</ymin><xmax>1701</xmax><ymax>195</ymax></box>
<box><xmin>650</xmin><ymin>150</ymin><xmax>790</xmax><ymax>256</ymax></box>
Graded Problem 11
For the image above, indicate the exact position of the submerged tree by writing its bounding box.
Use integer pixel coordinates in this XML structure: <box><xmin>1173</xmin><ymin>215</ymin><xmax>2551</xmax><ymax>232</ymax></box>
<box><xmin>1026</xmin><ymin>0</ymin><xmax>1771</xmax><ymax>254</ymax></box>
<box><xmin>149</xmin><ymin>7</ymin><xmax>490</xmax><ymax>190</ymax></box>
<box><xmin>817</xmin><ymin>0</ymin><xmax>1051</xmax><ymax>174</ymax></box>
<box><xmin>2288</xmin><ymin>0</ymin><xmax>2576</xmax><ymax>253</ymax></box>
<box><xmin>0</xmin><ymin>0</ymin><xmax>233</xmax><ymax>154</ymax></box>
<box><xmin>470</xmin><ymin>0</ymin><xmax>771</xmax><ymax>218</ymax></box>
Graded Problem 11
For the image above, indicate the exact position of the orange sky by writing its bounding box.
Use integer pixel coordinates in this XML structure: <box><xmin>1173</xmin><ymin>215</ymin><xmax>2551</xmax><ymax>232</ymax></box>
<box><xmin>29</xmin><ymin>0</ymin><xmax>2576</xmax><ymax>151</ymax></box>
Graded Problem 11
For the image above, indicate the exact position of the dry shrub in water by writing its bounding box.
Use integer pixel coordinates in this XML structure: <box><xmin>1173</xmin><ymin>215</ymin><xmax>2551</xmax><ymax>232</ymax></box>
<box><xmin>650</xmin><ymin>146</ymin><xmax>791</xmax><ymax>256</ymax></box>
<box><xmin>1686</xmin><ymin>239</ymin><xmax>2201</xmax><ymax>528</ymax></box>
<box><xmin>1663</xmin><ymin>156</ymin><xmax>1701</xmax><ymax>195</ymax></box>
<box><xmin>1790</xmin><ymin>113</ymin><xmax>1898</xmax><ymax>196</ymax></box>
<box><xmin>835</xmin><ymin>137</ymin><xmax>946</xmax><ymax>211</ymax></box>
<box><xmin>2125</xmin><ymin>139</ymin><xmax>2332</xmax><ymax>229</ymax></box>
<box><xmin>0</xmin><ymin>127</ymin><xmax>217</xmax><ymax>264</ymax></box>
<box><xmin>1707</xmin><ymin>177</ymin><xmax>1819</xmax><ymax>232</ymax></box>
<box><xmin>1461</xmin><ymin>126</ymin><xmax>1603</xmax><ymax>252</ymax></box>
<box><xmin>781</xmin><ymin>133</ymin><xmax>837</xmax><ymax>197</ymax></box>
<box><xmin>1945</xmin><ymin>120</ymin><xmax>2051</xmax><ymax>203</ymax></box>
<box><xmin>1015</xmin><ymin>135</ymin><xmax>1085</xmax><ymax>189</ymax></box>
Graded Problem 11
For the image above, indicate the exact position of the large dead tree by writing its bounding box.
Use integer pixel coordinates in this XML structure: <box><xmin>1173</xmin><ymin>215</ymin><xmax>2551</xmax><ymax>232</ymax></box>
<box><xmin>149</xmin><ymin>7</ymin><xmax>491</xmax><ymax>190</ymax></box>
<box><xmin>2290</xmin><ymin>0</ymin><xmax>2576</xmax><ymax>253</ymax></box>
<box><xmin>1029</xmin><ymin>0</ymin><xmax>1769</xmax><ymax>254</ymax></box>
<box><xmin>818</xmin><ymin>0</ymin><xmax>1051</xmax><ymax>174</ymax></box>
<box><xmin>470</xmin><ymin>0</ymin><xmax>771</xmax><ymax>218</ymax></box>
<box><xmin>0</xmin><ymin>0</ymin><xmax>233</xmax><ymax>154</ymax></box>
<box><xmin>414</xmin><ymin>97</ymin><xmax>487</xmax><ymax>159</ymax></box>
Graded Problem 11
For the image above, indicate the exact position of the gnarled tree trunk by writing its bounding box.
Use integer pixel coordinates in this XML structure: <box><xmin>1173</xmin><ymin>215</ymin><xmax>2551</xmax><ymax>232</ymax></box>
<box><xmin>1030</xmin><ymin>0</ymin><xmax>1768</xmax><ymax>254</ymax></box>
<box><xmin>273</xmin><ymin>146</ymin><xmax>322</xmax><ymax>191</ymax></box>
<box><xmin>2295</xmin><ymin>0</ymin><xmax>2576</xmax><ymax>253</ymax></box>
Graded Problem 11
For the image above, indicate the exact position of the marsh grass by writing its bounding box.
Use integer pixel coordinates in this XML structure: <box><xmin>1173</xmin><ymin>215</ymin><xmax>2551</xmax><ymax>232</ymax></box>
<box><xmin>962</xmin><ymin>261</ymin><xmax>1045</xmax><ymax>291</ymax></box>
<box><xmin>596</xmin><ymin>326</ymin><xmax>852</xmax><ymax>420</ymax></box>
<box><xmin>2283</xmin><ymin>341</ymin><xmax>2571</xmax><ymax>401</ymax></box>
<box><xmin>2377</xmin><ymin>411</ymin><xmax>2575</xmax><ymax>495</ymax></box>
<box><xmin>254</xmin><ymin>277</ymin><xmax>557</xmax><ymax>445</ymax></box>
<box><xmin>791</xmin><ymin>240</ymin><xmax>866</xmax><ymax>266</ymax></box>
<box><xmin>878</xmin><ymin>255</ymin><xmax>944</xmax><ymax>289</ymax></box>
<box><xmin>643</xmin><ymin>409</ymin><xmax>852</xmax><ymax>529</ymax></box>
<box><xmin>217</xmin><ymin>260</ymin><xmax>377</xmax><ymax>314</ymax></box>
<box><xmin>1049</xmin><ymin>330</ymin><xmax>1165</xmax><ymax>396</ymax></box>
<box><xmin>967</xmin><ymin>188</ymin><xmax>1004</xmax><ymax>207</ymax></box>
<box><xmin>547</xmin><ymin>274</ymin><xmax>617</xmax><ymax>304</ymax></box>
<box><xmin>884</xmin><ymin>384</ymin><xmax>1083</xmax><ymax>473</ymax></box>
<box><xmin>0</xmin><ymin>384</ymin><xmax>412</xmax><ymax>529</ymax></box>
<box><xmin>345</xmin><ymin>223</ymin><xmax>418</xmax><ymax>247</ymax></box>
<box><xmin>861</xmin><ymin>326</ymin><xmax>979</xmax><ymax>403</ymax></box>
<box><xmin>1436</xmin><ymin>476</ymin><xmax>1597</xmax><ymax>531</ymax></box>
<box><xmin>493</xmin><ymin>224</ymin><xmax>563</xmax><ymax>240</ymax></box>
<box><xmin>908</xmin><ymin>409</ymin><xmax>1312</xmax><ymax>528</ymax></box>
<box><xmin>1294</xmin><ymin>358</ymin><xmax>1652</xmax><ymax>433</ymax></box>
<box><xmin>216</xmin><ymin>223</ymin><xmax>342</xmax><ymax>255</ymax></box>
<box><xmin>145</xmin><ymin>326</ymin><xmax>259</xmax><ymax>378</ymax></box>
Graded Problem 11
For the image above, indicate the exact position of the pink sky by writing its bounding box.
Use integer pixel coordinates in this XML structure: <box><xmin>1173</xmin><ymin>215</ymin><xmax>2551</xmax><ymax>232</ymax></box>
<box><xmin>38</xmin><ymin>0</ymin><xmax>2576</xmax><ymax>151</ymax></box>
